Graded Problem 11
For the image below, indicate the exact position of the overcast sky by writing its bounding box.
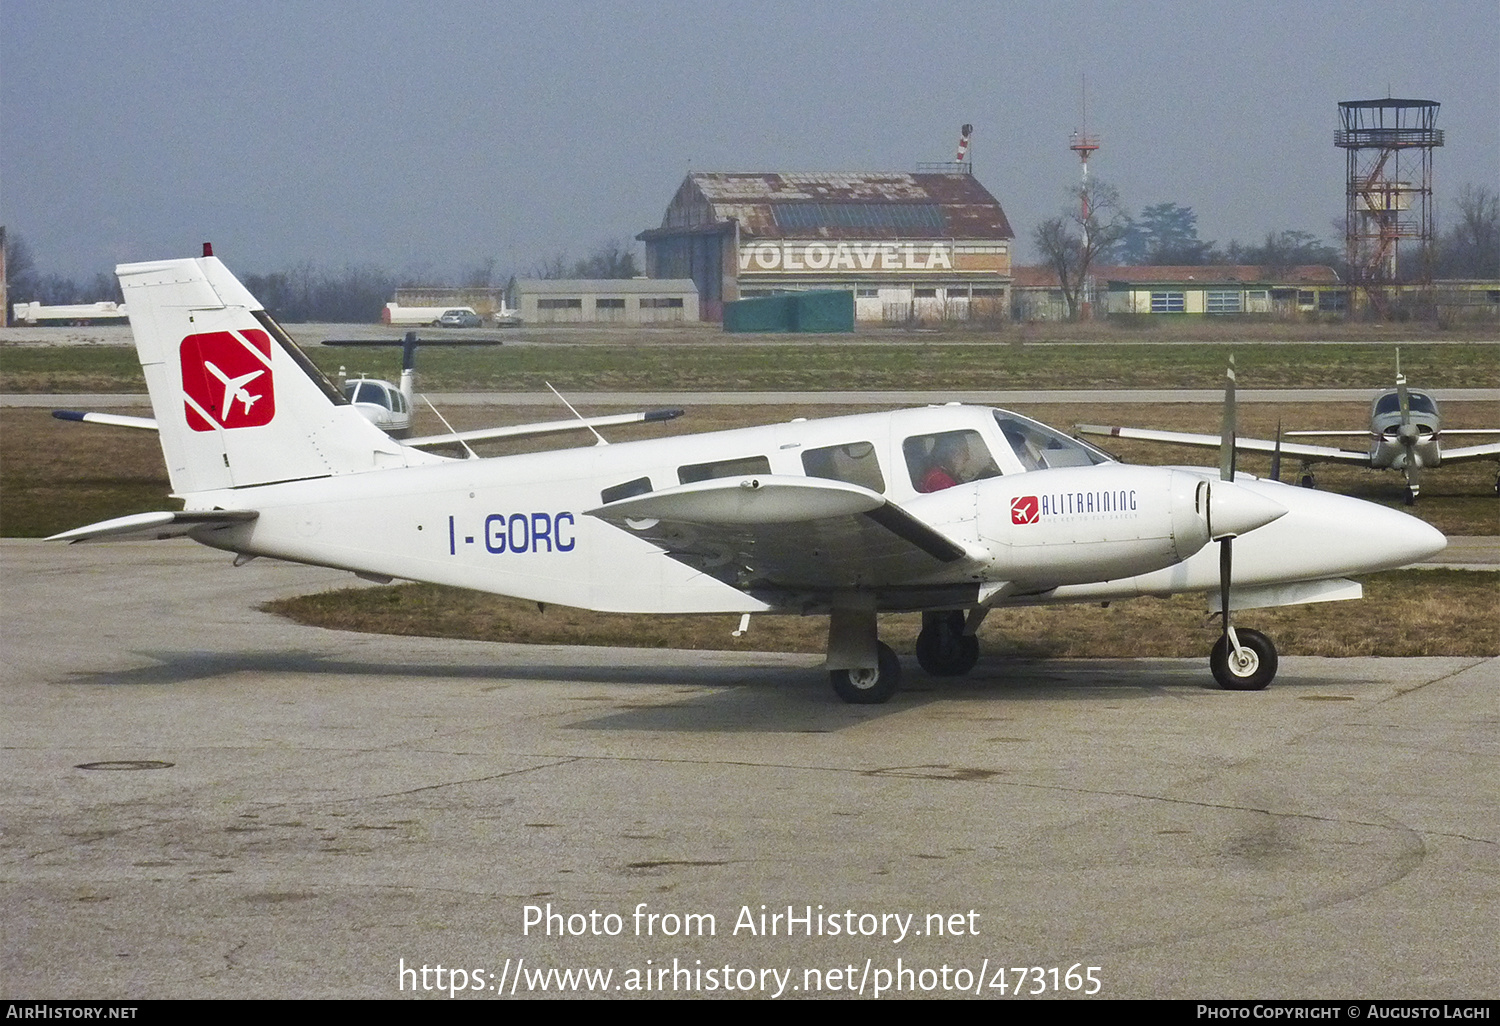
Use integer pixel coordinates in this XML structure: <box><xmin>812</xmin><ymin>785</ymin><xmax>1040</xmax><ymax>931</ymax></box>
<box><xmin>3</xmin><ymin>0</ymin><xmax>1497</xmax><ymax>282</ymax></box>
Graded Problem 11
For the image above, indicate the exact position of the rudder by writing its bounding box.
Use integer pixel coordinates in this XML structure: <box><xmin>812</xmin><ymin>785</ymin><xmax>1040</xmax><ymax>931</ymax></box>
<box><xmin>117</xmin><ymin>255</ymin><xmax>432</xmax><ymax>495</ymax></box>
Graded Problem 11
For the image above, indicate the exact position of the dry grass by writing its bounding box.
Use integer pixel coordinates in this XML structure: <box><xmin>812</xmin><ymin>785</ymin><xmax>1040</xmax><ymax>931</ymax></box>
<box><xmin>266</xmin><ymin>570</ymin><xmax>1497</xmax><ymax>659</ymax></box>
<box><xmin>4</xmin><ymin>338</ymin><xmax>1498</xmax><ymax>393</ymax></box>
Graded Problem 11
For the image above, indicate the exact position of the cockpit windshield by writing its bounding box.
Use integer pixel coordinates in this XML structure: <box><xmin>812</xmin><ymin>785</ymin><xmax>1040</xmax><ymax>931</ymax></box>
<box><xmin>1374</xmin><ymin>391</ymin><xmax>1437</xmax><ymax>417</ymax></box>
<box><xmin>993</xmin><ymin>410</ymin><xmax>1114</xmax><ymax>471</ymax></box>
<box><xmin>350</xmin><ymin>381</ymin><xmax>392</xmax><ymax>408</ymax></box>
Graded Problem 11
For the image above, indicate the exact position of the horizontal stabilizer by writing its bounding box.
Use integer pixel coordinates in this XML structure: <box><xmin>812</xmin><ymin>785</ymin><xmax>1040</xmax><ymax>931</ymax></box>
<box><xmin>406</xmin><ymin>408</ymin><xmax>683</xmax><ymax>449</ymax></box>
<box><xmin>47</xmin><ymin>510</ymin><xmax>258</xmax><ymax>544</ymax></box>
<box><xmin>53</xmin><ymin>410</ymin><xmax>160</xmax><ymax>431</ymax></box>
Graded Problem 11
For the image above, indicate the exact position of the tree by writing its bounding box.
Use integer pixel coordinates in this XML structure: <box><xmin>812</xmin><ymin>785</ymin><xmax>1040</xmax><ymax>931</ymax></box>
<box><xmin>1436</xmin><ymin>184</ymin><xmax>1500</xmax><ymax>278</ymax></box>
<box><xmin>1224</xmin><ymin>230</ymin><xmax>1339</xmax><ymax>274</ymax></box>
<box><xmin>1031</xmin><ymin>181</ymin><xmax>1128</xmax><ymax>319</ymax></box>
<box><xmin>1130</xmin><ymin>202</ymin><xmax>1216</xmax><ymax>264</ymax></box>
<box><xmin>533</xmin><ymin>240</ymin><xmax>641</xmax><ymax>279</ymax></box>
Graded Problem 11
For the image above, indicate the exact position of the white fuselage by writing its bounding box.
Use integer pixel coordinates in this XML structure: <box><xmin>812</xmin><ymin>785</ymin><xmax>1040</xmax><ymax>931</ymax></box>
<box><xmin>185</xmin><ymin>405</ymin><xmax>1443</xmax><ymax>615</ymax></box>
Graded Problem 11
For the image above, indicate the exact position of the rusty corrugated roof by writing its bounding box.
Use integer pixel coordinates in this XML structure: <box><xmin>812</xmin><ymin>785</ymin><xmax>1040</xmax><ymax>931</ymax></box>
<box><xmin>660</xmin><ymin>172</ymin><xmax>1013</xmax><ymax>241</ymax></box>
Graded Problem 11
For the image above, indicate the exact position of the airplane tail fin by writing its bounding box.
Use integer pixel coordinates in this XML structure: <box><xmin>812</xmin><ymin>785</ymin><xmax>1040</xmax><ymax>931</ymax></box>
<box><xmin>117</xmin><ymin>253</ymin><xmax>432</xmax><ymax>495</ymax></box>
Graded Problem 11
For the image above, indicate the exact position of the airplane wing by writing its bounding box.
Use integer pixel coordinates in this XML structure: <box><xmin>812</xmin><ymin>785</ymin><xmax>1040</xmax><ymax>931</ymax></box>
<box><xmin>1283</xmin><ymin>430</ymin><xmax>1373</xmax><ymax>438</ymax></box>
<box><xmin>53</xmin><ymin>410</ymin><xmax>160</xmax><ymax>431</ymax></box>
<box><xmin>47</xmin><ymin>510</ymin><xmax>258</xmax><ymax>543</ymax></box>
<box><xmin>587</xmin><ymin>475</ymin><xmax>972</xmax><ymax>591</ymax></box>
<box><xmin>405</xmin><ymin>409</ymin><xmax>683</xmax><ymax>449</ymax></box>
<box><xmin>1439</xmin><ymin>441</ymin><xmax>1500</xmax><ymax>462</ymax></box>
<box><xmin>1075</xmin><ymin>425</ymin><xmax>1372</xmax><ymax>467</ymax></box>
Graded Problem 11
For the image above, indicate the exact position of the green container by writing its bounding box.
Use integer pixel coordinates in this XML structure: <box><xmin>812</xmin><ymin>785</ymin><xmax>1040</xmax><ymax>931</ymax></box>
<box><xmin>723</xmin><ymin>290</ymin><xmax>854</xmax><ymax>333</ymax></box>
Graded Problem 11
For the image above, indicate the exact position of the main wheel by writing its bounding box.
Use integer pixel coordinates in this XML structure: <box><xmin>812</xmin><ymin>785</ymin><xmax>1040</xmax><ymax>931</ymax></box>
<box><xmin>1210</xmin><ymin>628</ymin><xmax>1278</xmax><ymax>691</ymax></box>
<box><xmin>830</xmin><ymin>642</ymin><xmax>901</xmax><ymax>704</ymax></box>
<box><xmin>915</xmin><ymin>612</ymin><xmax>980</xmax><ymax>676</ymax></box>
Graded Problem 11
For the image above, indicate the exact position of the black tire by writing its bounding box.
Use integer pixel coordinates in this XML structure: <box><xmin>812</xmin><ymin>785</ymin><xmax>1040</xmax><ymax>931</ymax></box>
<box><xmin>1299</xmin><ymin>474</ymin><xmax>1316</xmax><ymax>489</ymax></box>
<box><xmin>830</xmin><ymin>642</ymin><xmax>901</xmax><ymax>704</ymax></box>
<box><xmin>1210</xmin><ymin>628</ymin><xmax>1278</xmax><ymax>691</ymax></box>
<box><xmin>1404</xmin><ymin>487</ymin><xmax>1418</xmax><ymax>506</ymax></box>
<box><xmin>915</xmin><ymin>613</ymin><xmax>980</xmax><ymax>676</ymax></box>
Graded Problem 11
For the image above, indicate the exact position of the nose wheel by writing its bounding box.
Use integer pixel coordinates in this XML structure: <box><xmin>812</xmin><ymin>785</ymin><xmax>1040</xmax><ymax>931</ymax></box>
<box><xmin>1210</xmin><ymin>628</ymin><xmax>1278</xmax><ymax>690</ymax></box>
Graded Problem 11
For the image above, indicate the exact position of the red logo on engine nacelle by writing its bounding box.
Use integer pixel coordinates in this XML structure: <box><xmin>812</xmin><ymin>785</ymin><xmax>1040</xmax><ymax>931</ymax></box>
<box><xmin>180</xmin><ymin>330</ymin><xmax>275</xmax><ymax>431</ymax></box>
<box><xmin>1011</xmin><ymin>495</ymin><xmax>1040</xmax><ymax>525</ymax></box>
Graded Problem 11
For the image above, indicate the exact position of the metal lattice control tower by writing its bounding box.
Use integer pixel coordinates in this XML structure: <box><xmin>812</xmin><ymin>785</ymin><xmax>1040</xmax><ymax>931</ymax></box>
<box><xmin>1336</xmin><ymin>98</ymin><xmax>1442</xmax><ymax>313</ymax></box>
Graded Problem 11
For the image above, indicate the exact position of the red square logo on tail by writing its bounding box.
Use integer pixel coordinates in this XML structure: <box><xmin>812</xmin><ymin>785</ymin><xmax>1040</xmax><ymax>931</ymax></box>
<box><xmin>1011</xmin><ymin>495</ymin><xmax>1039</xmax><ymax>525</ymax></box>
<box><xmin>180</xmin><ymin>330</ymin><xmax>275</xmax><ymax>431</ymax></box>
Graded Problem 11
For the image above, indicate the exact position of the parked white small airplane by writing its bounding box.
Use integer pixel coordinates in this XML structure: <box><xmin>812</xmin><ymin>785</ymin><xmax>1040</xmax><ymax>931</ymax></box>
<box><xmin>1078</xmin><ymin>358</ymin><xmax>1500</xmax><ymax>504</ymax></box>
<box><xmin>49</xmin><ymin>252</ymin><xmax>1446</xmax><ymax>701</ymax></box>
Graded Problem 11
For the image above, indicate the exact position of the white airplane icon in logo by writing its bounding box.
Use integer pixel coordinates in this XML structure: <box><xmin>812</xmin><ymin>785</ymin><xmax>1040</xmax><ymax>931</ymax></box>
<box><xmin>203</xmin><ymin>360</ymin><xmax>265</xmax><ymax>419</ymax></box>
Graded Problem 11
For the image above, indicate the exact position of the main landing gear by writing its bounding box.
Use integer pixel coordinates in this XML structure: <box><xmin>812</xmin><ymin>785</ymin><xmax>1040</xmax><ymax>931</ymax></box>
<box><xmin>826</xmin><ymin>608</ymin><xmax>984</xmax><ymax>704</ymax></box>
<box><xmin>829</xmin><ymin>642</ymin><xmax>902</xmax><ymax>704</ymax></box>
<box><xmin>915</xmin><ymin>610</ymin><xmax>980</xmax><ymax>676</ymax></box>
<box><xmin>1209</xmin><ymin>626</ymin><xmax>1278</xmax><ymax>691</ymax></box>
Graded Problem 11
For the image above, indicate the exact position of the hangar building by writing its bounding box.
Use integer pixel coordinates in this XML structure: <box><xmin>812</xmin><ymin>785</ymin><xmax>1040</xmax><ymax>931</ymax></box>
<box><xmin>638</xmin><ymin>169</ymin><xmax>1014</xmax><ymax>322</ymax></box>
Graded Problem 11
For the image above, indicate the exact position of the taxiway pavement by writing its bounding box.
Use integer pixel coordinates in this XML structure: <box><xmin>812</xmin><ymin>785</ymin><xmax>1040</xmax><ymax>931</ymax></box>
<box><xmin>2</xmin><ymin>540</ymin><xmax>1495</xmax><ymax>1000</ymax></box>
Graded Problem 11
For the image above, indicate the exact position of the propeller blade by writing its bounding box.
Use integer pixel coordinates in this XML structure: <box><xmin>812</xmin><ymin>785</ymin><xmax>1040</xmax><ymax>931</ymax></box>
<box><xmin>1219</xmin><ymin>355</ymin><xmax>1237</xmax><ymax>483</ymax></box>
<box><xmin>1271</xmin><ymin>419</ymin><xmax>1282</xmax><ymax>482</ymax></box>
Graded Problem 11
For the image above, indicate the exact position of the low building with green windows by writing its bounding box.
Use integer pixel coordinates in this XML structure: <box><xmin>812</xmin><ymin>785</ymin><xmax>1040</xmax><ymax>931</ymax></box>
<box><xmin>1102</xmin><ymin>265</ymin><xmax>1342</xmax><ymax>316</ymax></box>
<box><xmin>1011</xmin><ymin>264</ymin><xmax>1344</xmax><ymax>320</ymax></box>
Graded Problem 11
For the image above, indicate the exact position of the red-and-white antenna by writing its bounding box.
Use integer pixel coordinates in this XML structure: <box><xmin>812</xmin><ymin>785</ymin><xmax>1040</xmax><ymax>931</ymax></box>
<box><xmin>1068</xmin><ymin>76</ymin><xmax>1100</xmax><ymax>219</ymax></box>
<box><xmin>955</xmin><ymin>123</ymin><xmax>973</xmax><ymax>163</ymax></box>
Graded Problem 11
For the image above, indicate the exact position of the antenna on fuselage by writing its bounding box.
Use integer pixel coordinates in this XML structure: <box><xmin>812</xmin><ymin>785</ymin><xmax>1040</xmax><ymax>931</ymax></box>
<box><xmin>547</xmin><ymin>382</ymin><xmax>609</xmax><ymax>446</ymax></box>
<box><xmin>422</xmin><ymin>395</ymin><xmax>477</xmax><ymax>459</ymax></box>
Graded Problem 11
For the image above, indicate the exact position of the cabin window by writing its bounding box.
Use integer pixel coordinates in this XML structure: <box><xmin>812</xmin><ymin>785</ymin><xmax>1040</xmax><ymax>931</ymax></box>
<box><xmin>903</xmin><ymin>430</ymin><xmax>999</xmax><ymax>492</ymax></box>
<box><xmin>601</xmin><ymin>477</ymin><xmax>652</xmax><ymax>504</ymax></box>
<box><xmin>802</xmin><ymin>441</ymin><xmax>885</xmax><ymax>493</ymax></box>
<box><xmin>678</xmin><ymin>455</ymin><xmax>771</xmax><ymax>484</ymax></box>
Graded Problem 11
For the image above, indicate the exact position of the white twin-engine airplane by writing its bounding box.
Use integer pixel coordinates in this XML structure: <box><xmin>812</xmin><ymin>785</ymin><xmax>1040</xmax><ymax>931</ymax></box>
<box><xmin>50</xmin><ymin>253</ymin><xmax>1447</xmax><ymax>702</ymax></box>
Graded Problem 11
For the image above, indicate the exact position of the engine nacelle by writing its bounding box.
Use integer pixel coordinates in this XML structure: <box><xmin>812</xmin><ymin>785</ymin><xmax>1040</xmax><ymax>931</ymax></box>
<box><xmin>948</xmin><ymin>465</ymin><xmax>1283</xmax><ymax>589</ymax></box>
